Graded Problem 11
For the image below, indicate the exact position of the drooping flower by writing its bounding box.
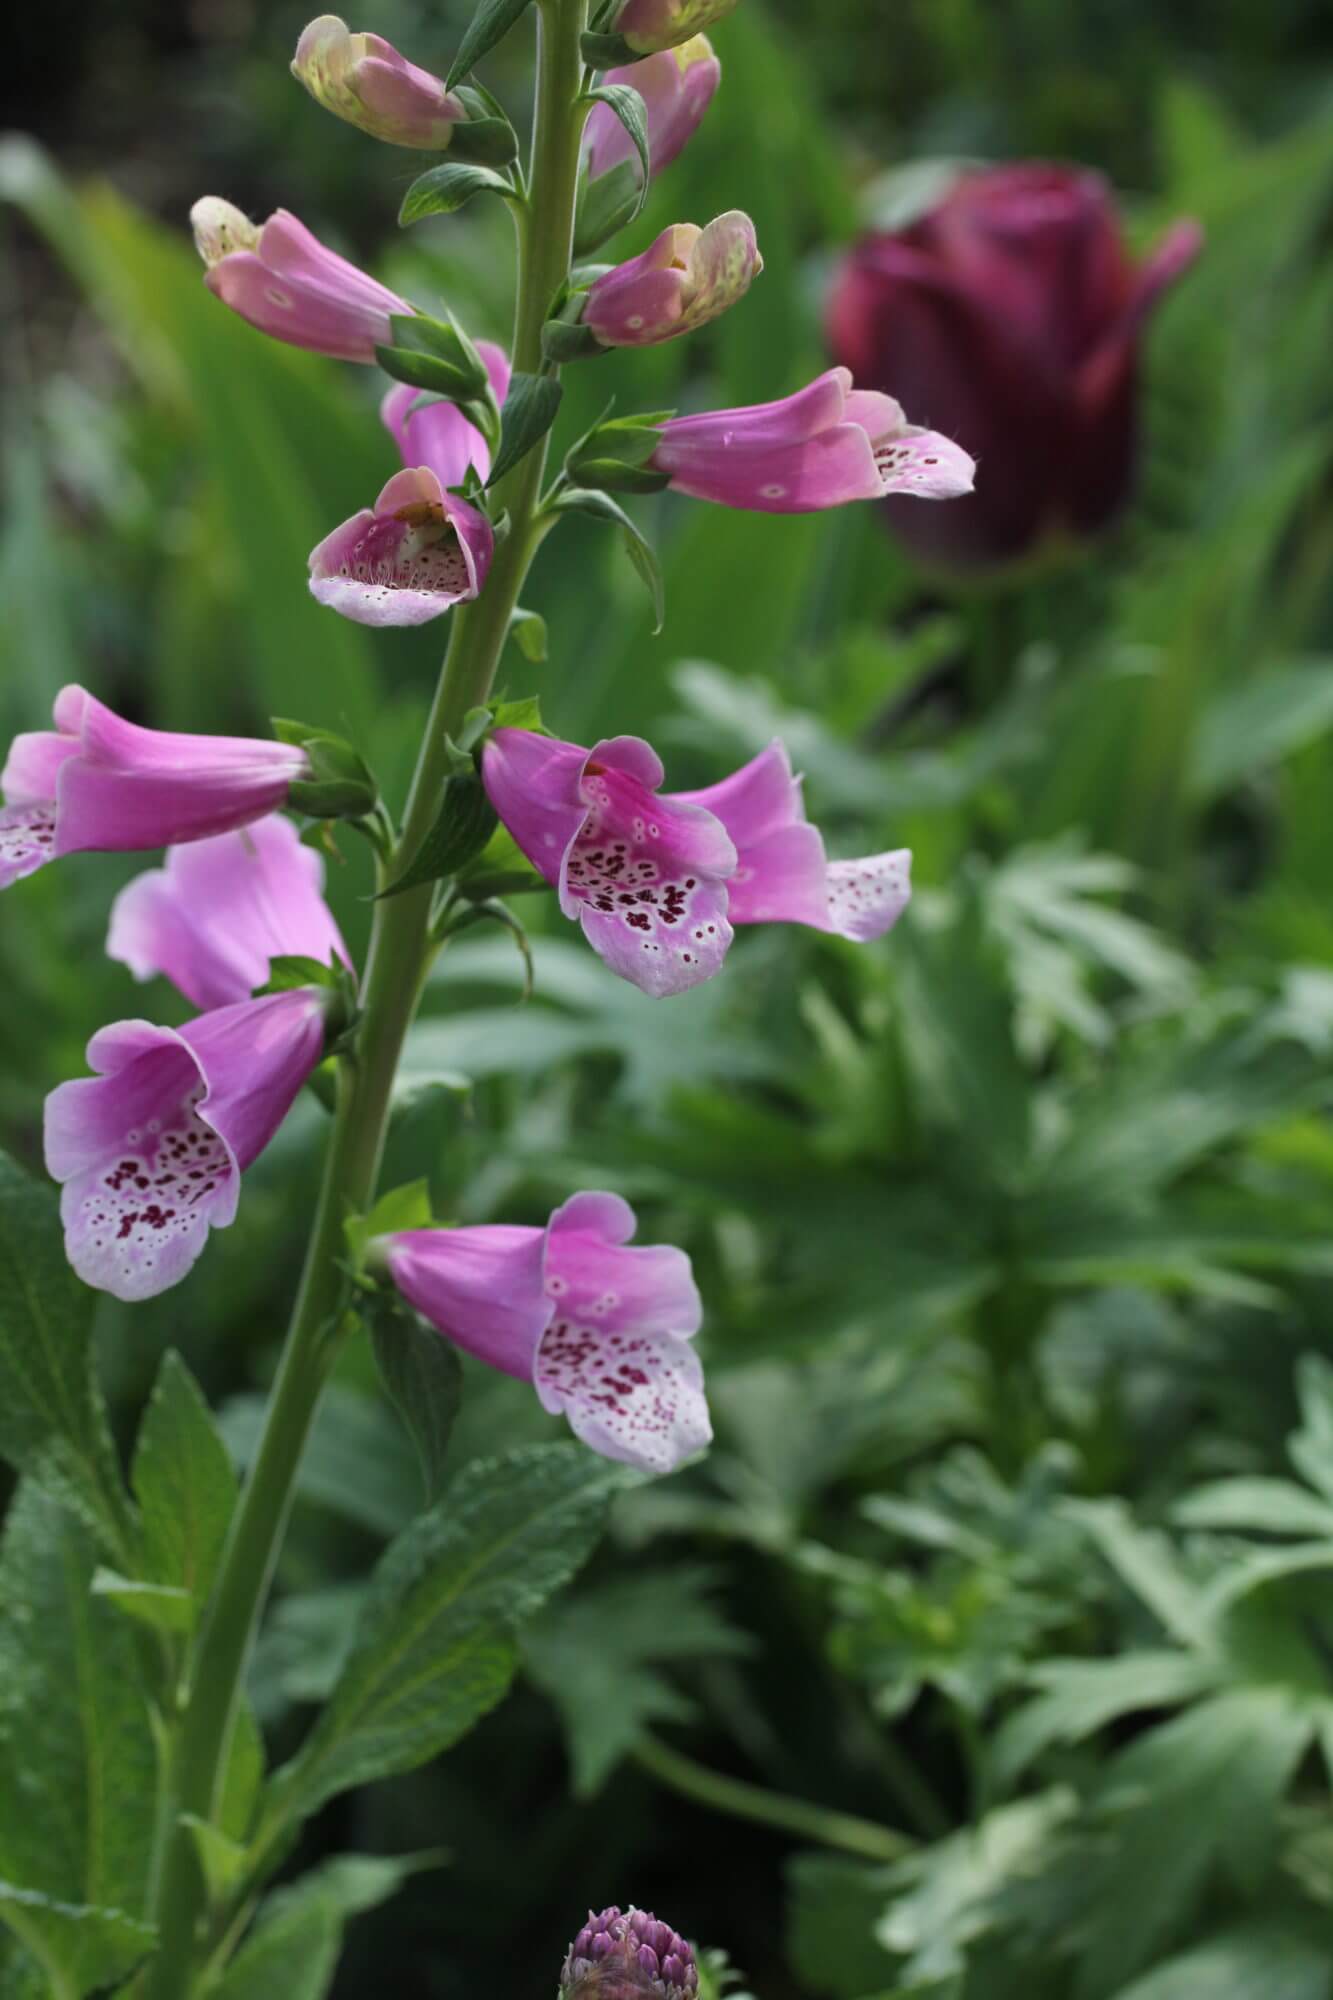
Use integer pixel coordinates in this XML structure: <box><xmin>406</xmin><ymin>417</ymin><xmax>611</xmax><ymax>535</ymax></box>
<box><xmin>45</xmin><ymin>990</ymin><xmax>332</xmax><ymax>1301</ymax></box>
<box><xmin>604</xmin><ymin>0</ymin><xmax>739</xmax><ymax>56</ymax></box>
<box><xmin>191</xmin><ymin>198</ymin><xmax>412</xmax><ymax>362</ymax></box>
<box><xmin>107</xmin><ymin>815</ymin><xmax>350</xmax><ymax>1011</ymax></box>
<box><xmin>307</xmin><ymin>343</ymin><xmax>507</xmax><ymax>626</ymax></box>
<box><xmin>0</xmin><ymin>686</ymin><xmax>309</xmax><ymax>891</ymax></box>
<box><xmin>583</xmin><ymin>37</ymin><xmax>721</xmax><ymax>184</ymax></box>
<box><xmin>826</xmin><ymin>163</ymin><xmax>1203</xmax><ymax>570</ymax></box>
<box><xmin>648</xmin><ymin>367</ymin><xmax>975</xmax><ymax>513</ymax></box>
<box><xmin>671</xmin><ymin>742</ymin><xmax>911</xmax><ymax>939</ymax></box>
<box><xmin>480</xmin><ymin>728</ymin><xmax>737</xmax><ymax>997</ymax></box>
<box><xmin>562</xmin><ymin>1908</ymin><xmax>699</xmax><ymax>2000</ymax></box>
<box><xmin>378</xmin><ymin>1192</ymin><xmax>709</xmax><ymax>1475</ymax></box>
<box><xmin>292</xmin><ymin>15</ymin><xmax>465</xmax><ymax>148</ymax></box>
<box><xmin>582</xmin><ymin>212</ymin><xmax>761</xmax><ymax>348</ymax></box>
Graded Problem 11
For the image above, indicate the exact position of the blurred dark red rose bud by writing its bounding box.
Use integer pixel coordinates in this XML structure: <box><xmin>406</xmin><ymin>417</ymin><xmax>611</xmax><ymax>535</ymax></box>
<box><xmin>562</xmin><ymin>1907</ymin><xmax>700</xmax><ymax>2000</ymax></box>
<box><xmin>826</xmin><ymin>163</ymin><xmax>1203</xmax><ymax>571</ymax></box>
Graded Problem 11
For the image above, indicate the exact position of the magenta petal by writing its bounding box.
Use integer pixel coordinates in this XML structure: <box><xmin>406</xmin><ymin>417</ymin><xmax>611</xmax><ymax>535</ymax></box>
<box><xmin>823</xmin><ymin>851</ymin><xmax>912</xmax><ymax>941</ymax></box>
<box><xmin>480</xmin><ymin>729</ymin><xmax>592</xmax><ymax>885</ymax></box>
<box><xmin>384</xmin><ymin>1225</ymin><xmax>550</xmax><ymax>1378</ymax></box>
<box><xmin>669</xmin><ymin>744</ymin><xmax>830</xmax><ymax>926</ymax></box>
<box><xmin>107</xmin><ymin>815</ymin><xmax>349</xmax><ymax>1010</ymax></box>
<box><xmin>44</xmin><ymin>1023</ymin><xmax>236</xmax><ymax>1302</ymax></box>
<box><xmin>0</xmin><ymin>804</ymin><xmax>59</xmax><ymax>889</ymax></box>
<box><xmin>308</xmin><ymin>471</ymin><xmax>492</xmax><ymax>628</ymax></box>
<box><xmin>1</xmin><ymin>729</ymin><xmax>80</xmax><ymax>807</ymax></box>
<box><xmin>671</xmin><ymin>740</ymin><xmax>802</xmax><ymax>848</ymax></box>
<box><xmin>179</xmin><ymin>990</ymin><xmax>328</xmax><ymax>1172</ymax></box>
<box><xmin>661</xmin><ymin>368</ymin><xmax>852</xmax><ymax>450</ymax></box>
<box><xmin>547</xmin><ymin>1193</ymin><xmax>703</xmax><ymax>1338</ymax></box>
<box><xmin>202</xmin><ymin>208</ymin><xmax>411</xmax><ymax>362</ymax></box>
<box><xmin>585</xmin><ymin>42</ymin><xmax>720</xmax><ymax>182</ymax></box>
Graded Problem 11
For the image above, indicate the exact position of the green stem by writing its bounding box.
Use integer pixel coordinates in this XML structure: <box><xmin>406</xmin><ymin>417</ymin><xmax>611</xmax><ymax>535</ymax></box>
<box><xmin>144</xmin><ymin>3</ymin><xmax>588</xmax><ymax>1991</ymax></box>
<box><xmin>632</xmin><ymin>1734</ymin><xmax>913</xmax><ymax>1865</ymax></box>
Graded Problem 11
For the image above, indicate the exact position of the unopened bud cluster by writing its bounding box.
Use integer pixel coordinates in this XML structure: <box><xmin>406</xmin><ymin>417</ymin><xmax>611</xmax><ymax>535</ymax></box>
<box><xmin>561</xmin><ymin>1908</ymin><xmax>699</xmax><ymax>2000</ymax></box>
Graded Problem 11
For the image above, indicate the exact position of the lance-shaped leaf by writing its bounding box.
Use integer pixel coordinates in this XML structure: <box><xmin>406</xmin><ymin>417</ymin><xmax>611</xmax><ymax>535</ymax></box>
<box><xmin>377</xmin><ymin>769</ymin><xmax>499</xmax><ymax>898</ymax></box>
<box><xmin>262</xmin><ymin>1445</ymin><xmax>632</xmax><ymax>1825</ymax></box>
<box><xmin>447</xmin><ymin>0</ymin><xmax>535</xmax><ymax>88</ymax></box>
<box><xmin>582</xmin><ymin>83</ymin><xmax>650</xmax><ymax>221</ymax></box>
<box><xmin>400</xmin><ymin>162</ymin><xmax>516</xmax><ymax>227</ymax></box>
<box><xmin>131</xmin><ymin>1350</ymin><xmax>238</xmax><ymax>1610</ymax></box>
<box><xmin>554</xmin><ymin>486</ymin><xmax>665</xmax><ymax>632</ymax></box>
<box><xmin>368</xmin><ymin>1293</ymin><xmax>464</xmax><ymax>1507</ymax></box>
<box><xmin>0</xmin><ymin>1149</ymin><xmax>129</xmax><ymax>1559</ymax></box>
<box><xmin>487</xmin><ymin>373</ymin><xmax>564</xmax><ymax>487</ymax></box>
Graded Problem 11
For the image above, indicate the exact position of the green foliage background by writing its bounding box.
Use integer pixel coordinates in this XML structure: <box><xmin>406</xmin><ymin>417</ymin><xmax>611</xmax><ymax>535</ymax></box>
<box><xmin>2</xmin><ymin>1</ymin><xmax>1333</xmax><ymax>1996</ymax></box>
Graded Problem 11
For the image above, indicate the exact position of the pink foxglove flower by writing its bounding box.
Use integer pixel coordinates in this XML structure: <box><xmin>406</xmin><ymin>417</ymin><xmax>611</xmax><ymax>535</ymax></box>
<box><xmin>481</xmin><ymin>728</ymin><xmax>736</xmax><ymax>997</ymax></box>
<box><xmin>605</xmin><ymin>0</ymin><xmax>738</xmax><ymax>55</ymax></box>
<box><xmin>292</xmin><ymin>15</ymin><xmax>465</xmax><ymax>149</ymax></box>
<box><xmin>45</xmin><ymin>990</ymin><xmax>332</xmax><ymax>1301</ymax></box>
<box><xmin>649</xmin><ymin>366</ymin><xmax>975</xmax><ymax>513</ymax></box>
<box><xmin>671</xmin><ymin>742</ymin><xmax>911</xmax><ymax>940</ymax></box>
<box><xmin>379</xmin><ymin>1192</ymin><xmax>709</xmax><ymax>1475</ymax></box>
<box><xmin>306</xmin><ymin>344</ymin><xmax>507</xmax><ymax>626</ymax></box>
<box><xmin>583</xmin><ymin>212</ymin><xmax>761</xmax><ymax>348</ymax></box>
<box><xmin>0</xmin><ymin>686</ymin><xmax>308</xmax><ymax>891</ymax></box>
<box><xmin>191</xmin><ymin>198</ymin><xmax>412</xmax><ymax>362</ymax></box>
<box><xmin>108</xmin><ymin>815</ymin><xmax>350</xmax><ymax>1011</ymax></box>
<box><xmin>583</xmin><ymin>37</ymin><xmax>721</xmax><ymax>183</ymax></box>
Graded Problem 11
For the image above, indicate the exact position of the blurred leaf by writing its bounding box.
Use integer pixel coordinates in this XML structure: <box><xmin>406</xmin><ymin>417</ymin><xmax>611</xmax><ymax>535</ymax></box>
<box><xmin>1190</xmin><ymin>661</ymin><xmax>1333</xmax><ymax>801</ymax></box>
<box><xmin>131</xmin><ymin>1350</ymin><xmax>237</xmax><ymax>1609</ymax></box>
<box><xmin>369</xmin><ymin>1303</ymin><xmax>464</xmax><ymax>1508</ymax></box>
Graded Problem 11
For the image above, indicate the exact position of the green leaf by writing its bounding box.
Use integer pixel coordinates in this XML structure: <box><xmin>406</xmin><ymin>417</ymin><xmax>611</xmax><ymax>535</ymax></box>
<box><xmin>369</xmin><ymin>1299</ymin><xmax>463</xmax><ymax>1507</ymax></box>
<box><xmin>446</xmin><ymin>0</ymin><xmax>534</xmax><ymax>89</ymax></box>
<box><xmin>573</xmin><ymin>160</ymin><xmax>643</xmax><ymax>257</ymax></box>
<box><xmin>373</xmin><ymin>343</ymin><xmax>488</xmax><ymax>402</ymax></box>
<box><xmin>265</xmin><ymin>1445</ymin><xmax>632</xmax><ymax>1823</ymax></box>
<box><xmin>131</xmin><ymin>1350</ymin><xmax>238</xmax><ymax>1610</ymax></box>
<box><xmin>508</xmin><ymin>607</ymin><xmax>547</xmax><ymax>663</ymax></box>
<box><xmin>211</xmin><ymin>1852</ymin><xmax>443</xmax><ymax>2000</ymax></box>
<box><xmin>1110</xmin><ymin>1922</ymin><xmax>1333</xmax><ymax>2000</ymax></box>
<box><xmin>376</xmin><ymin>769</ymin><xmax>499</xmax><ymax>898</ymax></box>
<box><xmin>487</xmin><ymin>373</ymin><xmax>563</xmax><ymax>487</ymax></box>
<box><xmin>0</xmin><ymin>1149</ymin><xmax>128</xmax><ymax>1557</ymax></box>
<box><xmin>181</xmin><ymin>1818</ymin><xmax>248</xmax><ymax>1907</ymax></box>
<box><xmin>1289</xmin><ymin>1355</ymin><xmax>1333</xmax><ymax>1504</ymax></box>
<box><xmin>0</xmin><ymin>1886</ymin><xmax>154</xmax><ymax>2000</ymax></box>
<box><xmin>554</xmin><ymin>487</ymin><xmax>664</xmax><ymax>633</ymax></box>
<box><xmin>399</xmin><ymin>162</ymin><xmax>514</xmax><ymax>225</ymax></box>
<box><xmin>345</xmin><ymin>1180</ymin><xmax>435</xmax><ymax>1269</ymax></box>
<box><xmin>387</xmin><ymin>312</ymin><xmax>491</xmax><ymax>398</ymax></box>
<box><xmin>89</xmin><ymin>1569</ymin><xmax>193</xmax><ymax>1634</ymax></box>
<box><xmin>0</xmin><ymin>1483</ymin><xmax>157</xmax><ymax>1988</ymax></box>
<box><xmin>1189</xmin><ymin>659</ymin><xmax>1333</xmax><ymax>801</ymax></box>
<box><xmin>1173</xmin><ymin>1476</ymin><xmax>1333</xmax><ymax>1537</ymax></box>
<box><xmin>582</xmin><ymin>84</ymin><xmax>649</xmax><ymax>221</ymax></box>
<box><xmin>256</xmin><ymin>953</ymin><xmax>342</xmax><ymax>995</ymax></box>
<box><xmin>220</xmin><ymin>1387</ymin><xmax>422</xmax><ymax>1540</ymax></box>
<box><xmin>218</xmin><ymin>1699</ymin><xmax>267</xmax><ymax>1844</ymax></box>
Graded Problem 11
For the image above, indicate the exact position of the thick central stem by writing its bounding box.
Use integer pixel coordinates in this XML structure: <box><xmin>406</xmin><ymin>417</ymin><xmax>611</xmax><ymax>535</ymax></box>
<box><xmin>145</xmin><ymin>5</ymin><xmax>588</xmax><ymax>1991</ymax></box>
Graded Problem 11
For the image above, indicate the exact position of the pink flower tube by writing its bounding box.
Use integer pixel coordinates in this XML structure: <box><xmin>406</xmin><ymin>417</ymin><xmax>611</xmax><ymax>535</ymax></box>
<box><xmin>671</xmin><ymin>743</ymin><xmax>911</xmax><ymax>939</ymax></box>
<box><xmin>649</xmin><ymin>367</ymin><xmax>976</xmax><ymax>513</ymax></box>
<box><xmin>0</xmin><ymin>686</ymin><xmax>308</xmax><ymax>891</ymax></box>
<box><xmin>292</xmin><ymin>15</ymin><xmax>465</xmax><ymax>149</ymax></box>
<box><xmin>307</xmin><ymin>342</ymin><xmax>509</xmax><ymax>626</ymax></box>
<box><xmin>191</xmin><ymin>198</ymin><xmax>412</xmax><ymax>362</ymax></box>
<box><xmin>45</xmin><ymin>989</ymin><xmax>331</xmax><ymax>1301</ymax></box>
<box><xmin>583</xmin><ymin>37</ymin><xmax>721</xmax><ymax>183</ymax></box>
<box><xmin>379</xmin><ymin>1191</ymin><xmax>710</xmax><ymax>1474</ymax></box>
<box><xmin>583</xmin><ymin>212</ymin><xmax>761</xmax><ymax>348</ymax></box>
<box><xmin>108</xmin><ymin>815</ymin><xmax>350</xmax><ymax>1011</ymax></box>
<box><xmin>606</xmin><ymin>0</ymin><xmax>738</xmax><ymax>55</ymax></box>
<box><xmin>480</xmin><ymin>728</ymin><xmax>737</xmax><ymax>997</ymax></box>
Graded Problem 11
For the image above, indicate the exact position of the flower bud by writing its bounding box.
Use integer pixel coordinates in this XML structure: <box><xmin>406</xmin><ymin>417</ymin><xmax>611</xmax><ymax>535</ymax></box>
<box><xmin>584</xmin><ymin>37</ymin><xmax>720</xmax><ymax>184</ymax></box>
<box><xmin>562</xmin><ymin>1909</ymin><xmax>700</xmax><ymax>2000</ymax></box>
<box><xmin>190</xmin><ymin>197</ymin><xmax>260</xmax><ymax>266</ymax></box>
<box><xmin>582</xmin><ymin>212</ymin><xmax>760</xmax><ymax>348</ymax></box>
<box><xmin>592</xmin><ymin>0</ymin><xmax>738</xmax><ymax>59</ymax></box>
<box><xmin>292</xmin><ymin>15</ymin><xmax>465</xmax><ymax>149</ymax></box>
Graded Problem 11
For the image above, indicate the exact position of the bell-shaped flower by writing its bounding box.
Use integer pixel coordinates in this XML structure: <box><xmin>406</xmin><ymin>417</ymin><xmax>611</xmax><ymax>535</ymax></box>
<box><xmin>191</xmin><ymin>198</ymin><xmax>412</xmax><ymax>362</ymax></box>
<box><xmin>292</xmin><ymin>15</ymin><xmax>464</xmax><ymax>149</ymax></box>
<box><xmin>583</xmin><ymin>37</ymin><xmax>721</xmax><ymax>184</ymax></box>
<box><xmin>0</xmin><ymin>686</ymin><xmax>309</xmax><ymax>891</ymax></box>
<box><xmin>583</xmin><ymin>212</ymin><xmax>761</xmax><ymax>348</ymax></box>
<box><xmin>307</xmin><ymin>345</ymin><xmax>507</xmax><ymax>626</ymax></box>
<box><xmin>649</xmin><ymin>366</ymin><xmax>975</xmax><ymax>513</ymax></box>
<box><xmin>671</xmin><ymin>743</ymin><xmax>911</xmax><ymax>939</ymax></box>
<box><xmin>603</xmin><ymin>0</ymin><xmax>739</xmax><ymax>56</ymax></box>
<box><xmin>45</xmin><ymin>989</ymin><xmax>333</xmax><ymax>1301</ymax></box>
<box><xmin>481</xmin><ymin>728</ymin><xmax>736</xmax><ymax>997</ymax></box>
<box><xmin>378</xmin><ymin>1192</ymin><xmax>709</xmax><ymax>1475</ymax></box>
<box><xmin>107</xmin><ymin>815</ymin><xmax>350</xmax><ymax>1011</ymax></box>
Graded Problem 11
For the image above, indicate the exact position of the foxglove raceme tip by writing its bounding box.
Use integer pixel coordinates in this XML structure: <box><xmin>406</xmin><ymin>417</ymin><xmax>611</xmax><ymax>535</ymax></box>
<box><xmin>562</xmin><ymin>1908</ymin><xmax>699</xmax><ymax>2000</ymax></box>
<box><xmin>292</xmin><ymin>15</ymin><xmax>465</xmax><ymax>148</ymax></box>
<box><xmin>45</xmin><ymin>990</ymin><xmax>332</xmax><ymax>1301</ymax></box>
<box><xmin>606</xmin><ymin>0</ymin><xmax>739</xmax><ymax>55</ymax></box>
<box><xmin>108</xmin><ymin>815</ymin><xmax>350</xmax><ymax>1011</ymax></box>
<box><xmin>0</xmin><ymin>687</ymin><xmax>309</xmax><ymax>891</ymax></box>
<box><xmin>379</xmin><ymin>1193</ymin><xmax>710</xmax><ymax>1475</ymax></box>
<box><xmin>480</xmin><ymin>728</ymin><xmax>912</xmax><ymax>995</ymax></box>
<box><xmin>583</xmin><ymin>213</ymin><xmax>761</xmax><ymax>348</ymax></box>
<box><xmin>307</xmin><ymin>342</ymin><xmax>509</xmax><ymax>626</ymax></box>
<box><xmin>192</xmin><ymin>199</ymin><xmax>412</xmax><ymax>362</ymax></box>
<box><xmin>649</xmin><ymin>367</ymin><xmax>975</xmax><ymax>513</ymax></box>
<box><xmin>583</xmin><ymin>38</ymin><xmax>720</xmax><ymax>184</ymax></box>
<box><xmin>826</xmin><ymin>163</ymin><xmax>1202</xmax><ymax>569</ymax></box>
